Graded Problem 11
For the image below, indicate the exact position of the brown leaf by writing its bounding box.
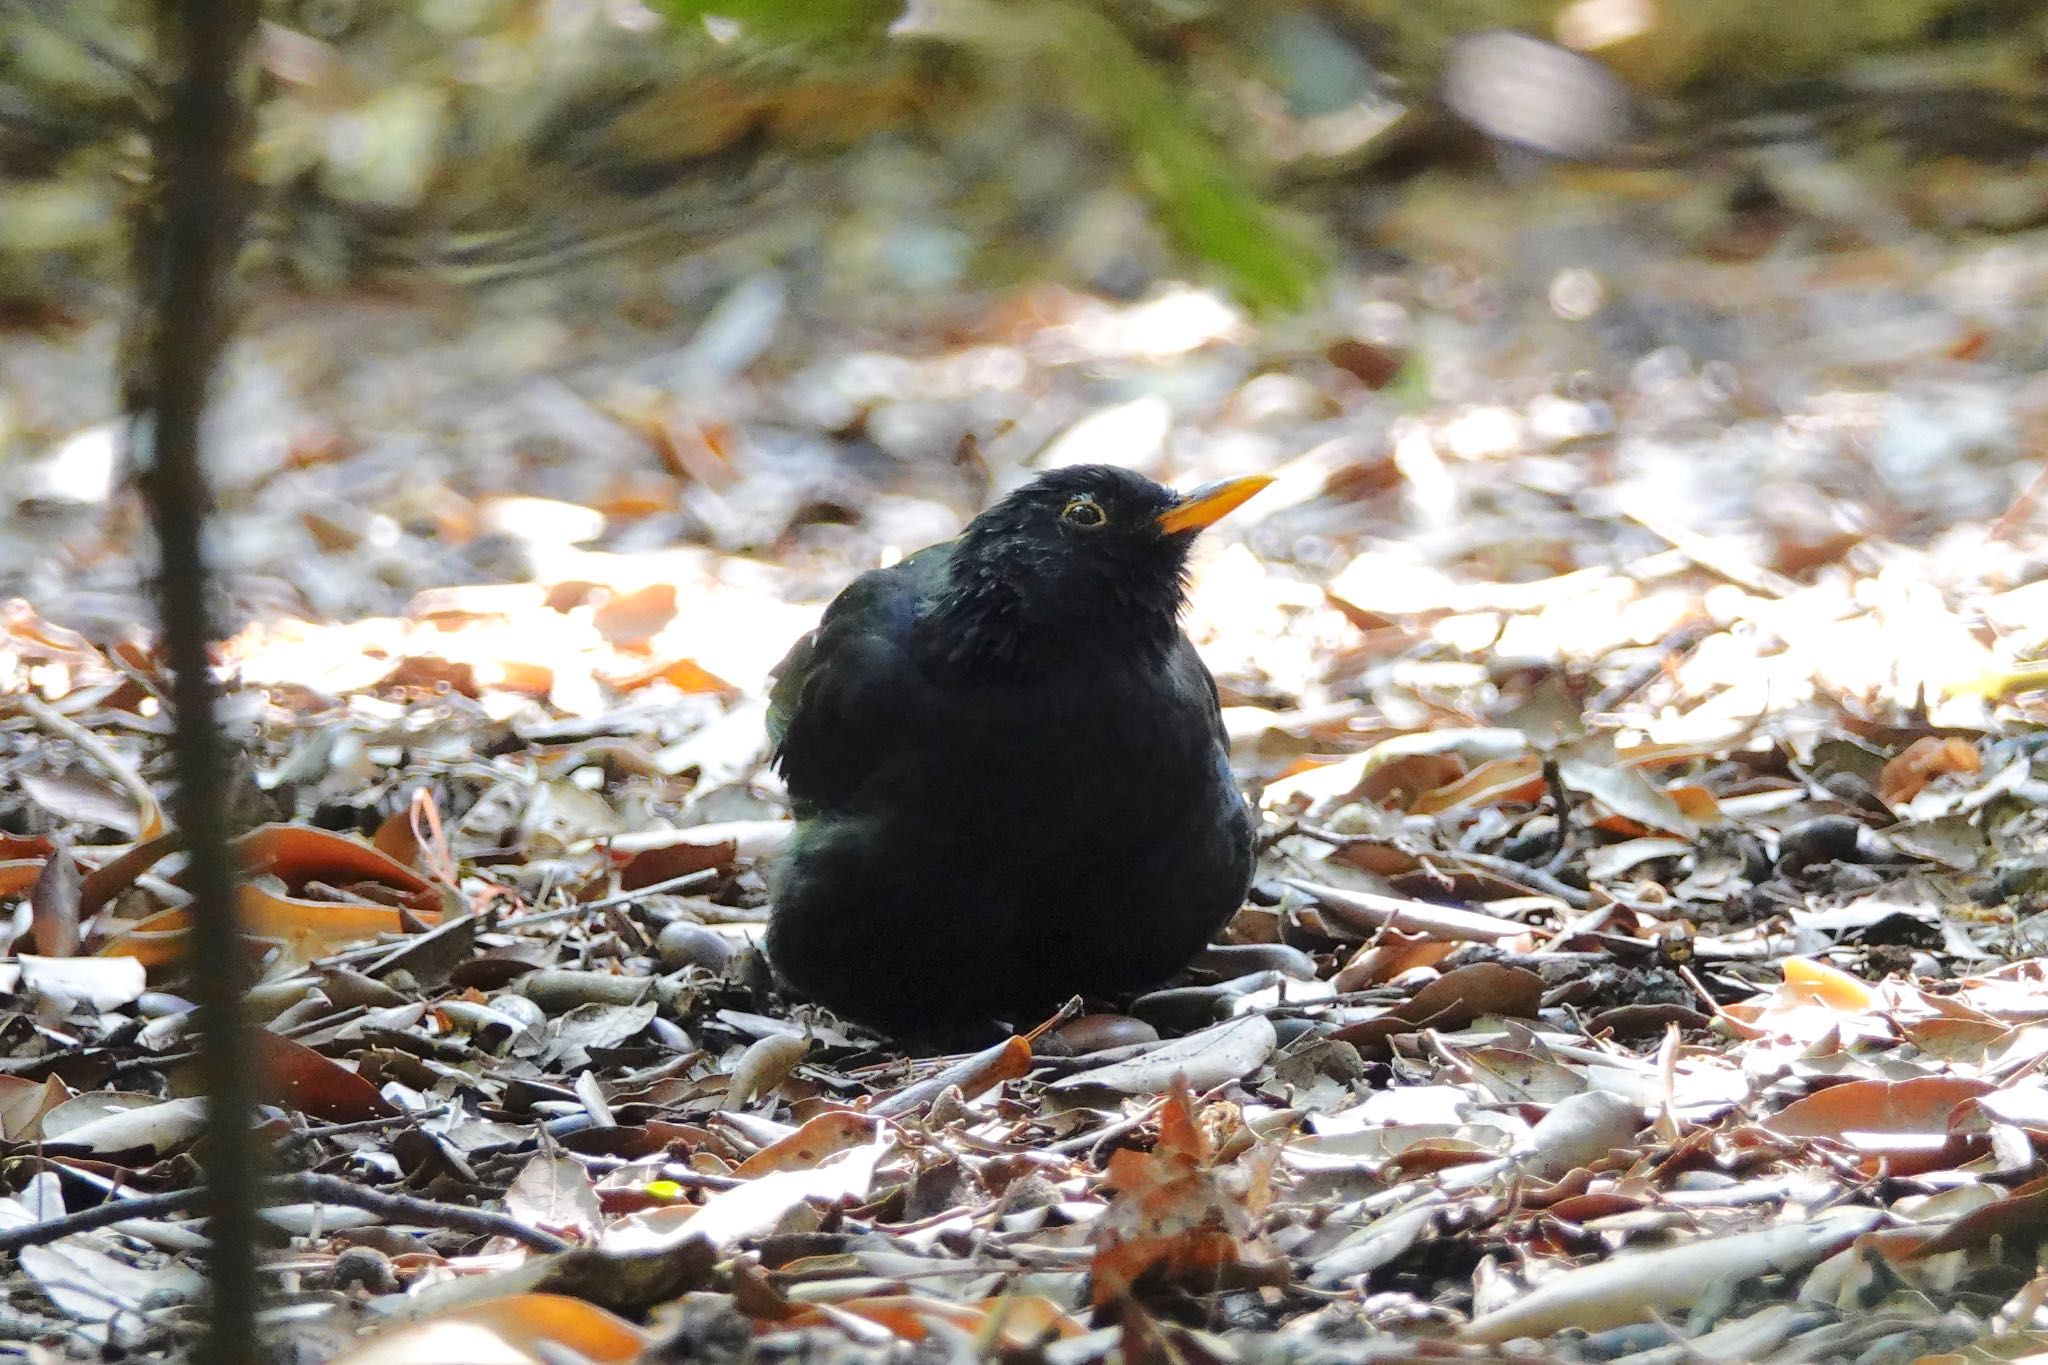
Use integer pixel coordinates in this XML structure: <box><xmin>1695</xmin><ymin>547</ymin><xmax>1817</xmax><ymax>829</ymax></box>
<box><xmin>1090</xmin><ymin>1079</ymin><xmax>1248</xmax><ymax>1307</ymax></box>
<box><xmin>610</xmin><ymin>656</ymin><xmax>741</xmax><ymax>698</ymax></box>
<box><xmin>0</xmin><ymin>834</ymin><xmax>56</xmax><ymax>860</ymax></box>
<box><xmin>505</xmin><ymin>1151</ymin><xmax>603</xmax><ymax>1242</ymax></box>
<box><xmin>328</xmin><ymin>1292</ymin><xmax>647</xmax><ymax>1365</ymax></box>
<box><xmin>590</xmin><ymin>583</ymin><xmax>678</xmax><ymax>652</ymax></box>
<box><xmin>245</xmin><ymin>1033</ymin><xmax>399</xmax><ymax>1124</ymax></box>
<box><xmin>1411</xmin><ymin>755</ymin><xmax>1545</xmax><ymax>815</ymax></box>
<box><xmin>1332</xmin><ymin>933</ymin><xmax>1456</xmax><ymax>991</ymax></box>
<box><xmin>2</xmin><ymin>599</ymin><xmax>106</xmax><ymax>667</ymax></box>
<box><xmin>99</xmin><ymin>885</ymin><xmax>443</xmax><ymax>964</ymax></box>
<box><xmin>0</xmin><ymin>859</ymin><xmax>44</xmax><ymax>899</ymax></box>
<box><xmin>77</xmin><ymin>831</ymin><xmax>181</xmax><ymax>919</ymax></box>
<box><xmin>234</xmin><ymin>823</ymin><xmax>434</xmax><ymax>900</ymax></box>
<box><xmin>732</xmin><ymin>1112</ymin><xmax>876</xmax><ymax>1177</ymax></box>
<box><xmin>1765</xmin><ymin>1075</ymin><xmax>1994</xmax><ymax>1139</ymax></box>
<box><xmin>29</xmin><ymin>845</ymin><xmax>80</xmax><ymax>957</ymax></box>
<box><xmin>618</xmin><ymin>835</ymin><xmax>738</xmax><ymax>889</ymax></box>
<box><xmin>1877</xmin><ymin>736</ymin><xmax>1981</xmax><ymax>806</ymax></box>
<box><xmin>0</xmin><ymin>1074</ymin><xmax>67</xmax><ymax>1141</ymax></box>
<box><xmin>370</xmin><ymin>809</ymin><xmax>421</xmax><ymax>867</ymax></box>
<box><xmin>1326</xmin><ymin>338</ymin><xmax>1406</xmax><ymax>389</ymax></box>
<box><xmin>1332</xmin><ymin>962</ymin><xmax>1545</xmax><ymax>1058</ymax></box>
<box><xmin>1906</xmin><ymin>1179</ymin><xmax>2048</xmax><ymax>1259</ymax></box>
<box><xmin>871</xmin><ymin>1035</ymin><xmax>1035</xmax><ymax>1117</ymax></box>
<box><xmin>1763</xmin><ymin>1075</ymin><xmax>1994</xmax><ymax>1174</ymax></box>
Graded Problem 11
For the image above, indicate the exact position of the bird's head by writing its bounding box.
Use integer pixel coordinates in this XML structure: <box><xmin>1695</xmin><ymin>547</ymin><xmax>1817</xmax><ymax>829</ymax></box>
<box><xmin>928</xmin><ymin>464</ymin><xmax>1271</xmax><ymax>674</ymax></box>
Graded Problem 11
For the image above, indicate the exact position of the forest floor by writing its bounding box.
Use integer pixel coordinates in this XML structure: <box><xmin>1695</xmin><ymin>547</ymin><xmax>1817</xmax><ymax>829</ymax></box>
<box><xmin>4</xmin><ymin>146</ymin><xmax>2048</xmax><ymax>1363</ymax></box>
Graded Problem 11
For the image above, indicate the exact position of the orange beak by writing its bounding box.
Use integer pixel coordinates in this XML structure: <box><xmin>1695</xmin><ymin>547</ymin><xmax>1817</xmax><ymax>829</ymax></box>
<box><xmin>1155</xmin><ymin>475</ymin><xmax>1274</xmax><ymax>536</ymax></box>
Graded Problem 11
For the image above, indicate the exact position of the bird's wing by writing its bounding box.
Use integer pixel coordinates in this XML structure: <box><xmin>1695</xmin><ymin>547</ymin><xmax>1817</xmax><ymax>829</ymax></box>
<box><xmin>1166</xmin><ymin>634</ymin><xmax>1232</xmax><ymax>745</ymax></box>
<box><xmin>1168</xmin><ymin>635</ymin><xmax>1257</xmax><ymax>839</ymax></box>
<box><xmin>768</xmin><ymin>548</ymin><xmax>944</xmax><ymax>812</ymax></box>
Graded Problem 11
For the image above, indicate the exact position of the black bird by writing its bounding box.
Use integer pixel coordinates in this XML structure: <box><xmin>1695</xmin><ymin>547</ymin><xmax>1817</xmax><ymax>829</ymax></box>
<box><xmin>764</xmin><ymin>464</ymin><xmax>1270</xmax><ymax>1038</ymax></box>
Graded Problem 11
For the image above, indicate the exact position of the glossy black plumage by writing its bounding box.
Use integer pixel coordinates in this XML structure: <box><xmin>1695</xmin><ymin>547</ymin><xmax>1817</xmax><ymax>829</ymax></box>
<box><xmin>763</xmin><ymin>464</ymin><xmax>1265</xmax><ymax>1037</ymax></box>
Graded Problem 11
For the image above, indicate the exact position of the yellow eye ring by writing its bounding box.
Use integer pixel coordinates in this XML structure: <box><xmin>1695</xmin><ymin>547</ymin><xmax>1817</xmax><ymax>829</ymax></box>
<box><xmin>1061</xmin><ymin>496</ymin><xmax>1107</xmax><ymax>528</ymax></box>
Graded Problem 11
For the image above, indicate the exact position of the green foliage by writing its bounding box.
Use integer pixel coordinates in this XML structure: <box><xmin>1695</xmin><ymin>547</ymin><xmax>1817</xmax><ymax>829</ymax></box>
<box><xmin>649</xmin><ymin>0</ymin><xmax>1329</xmax><ymax>312</ymax></box>
<box><xmin>655</xmin><ymin>0</ymin><xmax>902</xmax><ymax>50</ymax></box>
<box><xmin>1022</xmin><ymin>0</ymin><xmax>1328</xmax><ymax>314</ymax></box>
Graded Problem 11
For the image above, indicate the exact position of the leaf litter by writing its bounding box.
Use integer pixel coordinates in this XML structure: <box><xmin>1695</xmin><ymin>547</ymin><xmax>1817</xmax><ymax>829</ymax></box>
<box><xmin>7</xmin><ymin>114</ymin><xmax>2048</xmax><ymax>1365</ymax></box>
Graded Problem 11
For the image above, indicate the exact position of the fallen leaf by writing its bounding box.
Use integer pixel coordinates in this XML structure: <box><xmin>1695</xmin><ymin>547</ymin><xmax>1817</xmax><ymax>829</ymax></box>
<box><xmin>29</xmin><ymin>846</ymin><xmax>80</xmax><ymax>956</ymax></box>
<box><xmin>1463</xmin><ymin>1208</ymin><xmax>1882</xmax><ymax>1342</ymax></box>
<box><xmin>603</xmin><ymin>1132</ymin><xmax>891</xmax><ymax>1252</ymax></box>
<box><xmin>1286</xmin><ymin>880</ymin><xmax>1533</xmax><ymax>943</ymax></box>
<box><xmin>18</xmin><ymin>955</ymin><xmax>146</xmax><ymax>1012</ymax></box>
<box><xmin>1877</xmin><ymin>736</ymin><xmax>1981</xmax><ymax>806</ymax></box>
<box><xmin>1091</xmin><ymin>1079</ymin><xmax>1249</xmax><ymax>1306</ymax></box>
<box><xmin>731</xmin><ymin>1111</ymin><xmax>876</xmax><ymax>1177</ymax></box>
<box><xmin>1051</xmin><ymin>1015</ymin><xmax>1277</xmax><ymax>1097</ymax></box>
<box><xmin>505</xmin><ymin>1152</ymin><xmax>603</xmax><ymax>1242</ymax></box>
<box><xmin>330</xmin><ymin>1292</ymin><xmax>648</xmax><ymax>1365</ymax></box>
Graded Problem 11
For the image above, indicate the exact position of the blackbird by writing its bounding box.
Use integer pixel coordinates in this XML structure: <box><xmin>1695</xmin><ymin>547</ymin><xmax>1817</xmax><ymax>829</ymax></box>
<box><xmin>764</xmin><ymin>464</ymin><xmax>1270</xmax><ymax>1037</ymax></box>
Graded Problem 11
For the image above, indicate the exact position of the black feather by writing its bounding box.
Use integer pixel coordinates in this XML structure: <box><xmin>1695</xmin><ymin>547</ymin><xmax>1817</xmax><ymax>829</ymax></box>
<box><xmin>764</xmin><ymin>465</ymin><xmax>1258</xmax><ymax>1038</ymax></box>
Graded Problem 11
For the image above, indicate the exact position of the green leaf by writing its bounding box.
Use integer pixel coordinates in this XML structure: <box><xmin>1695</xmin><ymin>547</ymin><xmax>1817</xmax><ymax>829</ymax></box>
<box><xmin>900</xmin><ymin>0</ymin><xmax>1328</xmax><ymax>313</ymax></box>
<box><xmin>650</xmin><ymin>0</ymin><xmax>901</xmax><ymax>49</ymax></box>
<box><xmin>653</xmin><ymin>0</ymin><xmax>1329</xmax><ymax>312</ymax></box>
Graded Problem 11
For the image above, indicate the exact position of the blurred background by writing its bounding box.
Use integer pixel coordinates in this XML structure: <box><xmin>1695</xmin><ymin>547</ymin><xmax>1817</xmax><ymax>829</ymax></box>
<box><xmin>6</xmin><ymin>10</ymin><xmax>2048</xmax><ymax>1357</ymax></box>
<box><xmin>4</xmin><ymin>0</ymin><xmax>2048</xmax><ymax>736</ymax></box>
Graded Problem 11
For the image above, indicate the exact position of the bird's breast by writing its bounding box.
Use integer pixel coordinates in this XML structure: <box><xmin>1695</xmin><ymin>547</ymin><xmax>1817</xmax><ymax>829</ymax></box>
<box><xmin>862</xmin><ymin>658</ymin><xmax>1225</xmax><ymax>843</ymax></box>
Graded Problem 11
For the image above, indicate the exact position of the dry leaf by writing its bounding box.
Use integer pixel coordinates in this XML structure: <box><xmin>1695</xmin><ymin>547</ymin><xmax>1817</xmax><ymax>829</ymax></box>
<box><xmin>1877</xmin><ymin>736</ymin><xmax>1982</xmax><ymax>805</ymax></box>
<box><xmin>1091</xmin><ymin>1079</ymin><xmax>1249</xmax><ymax>1306</ymax></box>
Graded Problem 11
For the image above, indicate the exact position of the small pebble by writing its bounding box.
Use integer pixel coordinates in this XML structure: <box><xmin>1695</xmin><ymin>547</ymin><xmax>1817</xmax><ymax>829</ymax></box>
<box><xmin>1193</xmin><ymin>941</ymin><xmax>1319</xmax><ymax>980</ymax></box>
<box><xmin>1777</xmin><ymin>814</ymin><xmax>1865</xmax><ymax>874</ymax></box>
<box><xmin>330</xmin><ymin>1245</ymin><xmax>399</xmax><ymax>1296</ymax></box>
<box><xmin>1046</xmin><ymin>1013</ymin><xmax>1158</xmax><ymax>1055</ymax></box>
<box><xmin>656</xmin><ymin>921</ymin><xmax>735</xmax><ymax>974</ymax></box>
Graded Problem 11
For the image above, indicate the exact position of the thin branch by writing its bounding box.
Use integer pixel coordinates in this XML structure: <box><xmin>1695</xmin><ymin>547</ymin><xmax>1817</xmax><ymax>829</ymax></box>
<box><xmin>1539</xmin><ymin>754</ymin><xmax>1575</xmax><ymax>875</ymax></box>
<box><xmin>512</xmin><ymin>867</ymin><xmax>723</xmax><ymax>928</ymax></box>
<box><xmin>1991</xmin><ymin>446</ymin><xmax>2048</xmax><ymax>541</ymax></box>
<box><xmin>1295</xmin><ymin>824</ymin><xmax>1593</xmax><ymax>909</ymax></box>
<box><xmin>11</xmin><ymin>693</ymin><xmax>162</xmax><ymax>835</ymax></box>
<box><xmin>0</xmin><ymin>1173</ymin><xmax>571</xmax><ymax>1256</ymax></box>
<box><xmin>133</xmin><ymin>1</ymin><xmax>261</xmax><ymax>1360</ymax></box>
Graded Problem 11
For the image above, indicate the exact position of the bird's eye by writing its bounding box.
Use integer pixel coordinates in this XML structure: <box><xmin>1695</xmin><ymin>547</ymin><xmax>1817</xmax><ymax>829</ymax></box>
<box><xmin>1061</xmin><ymin>496</ymin><xmax>1108</xmax><ymax>528</ymax></box>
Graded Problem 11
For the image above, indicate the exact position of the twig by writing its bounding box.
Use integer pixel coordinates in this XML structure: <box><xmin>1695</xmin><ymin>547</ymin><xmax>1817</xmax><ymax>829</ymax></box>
<box><xmin>1021</xmin><ymin>996</ymin><xmax>1084</xmax><ymax>1047</ymax></box>
<box><xmin>0</xmin><ymin>1173</ymin><xmax>570</xmax><ymax>1256</ymax></box>
<box><xmin>1539</xmin><ymin>754</ymin><xmax>1574</xmax><ymax>875</ymax></box>
<box><xmin>1619</xmin><ymin>498</ymin><xmax>1798</xmax><ymax>598</ymax></box>
<box><xmin>1435</xmin><ymin>850</ymin><xmax>1593</xmax><ymax>910</ymax></box>
<box><xmin>1295</xmin><ymin>825</ymin><xmax>1592</xmax><ymax>909</ymax></box>
<box><xmin>0</xmin><ymin>1188</ymin><xmax>198</xmax><ymax>1254</ymax></box>
<box><xmin>278</xmin><ymin>1104</ymin><xmax>452</xmax><ymax>1152</ymax></box>
<box><xmin>132</xmin><ymin>1005</ymin><xmax>370</xmax><ymax>1070</ymax></box>
<box><xmin>11</xmin><ymin>692</ymin><xmax>162</xmax><ymax>836</ymax></box>
<box><xmin>510</xmin><ymin>869</ymin><xmax>722</xmax><ymax>930</ymax></box>
<box><xmin>1045</xmin><ymin>1098</ymin><xmax>1164</xmax><ymax>1157</ymax></box>
<box><xmin>133</xmin><ymin>1</ymin><xmax>261</xmax><ymax>1360</ymax></box>
<box><xmin>1991</xmin><ymin>434</ymin><xmax>2048</xmax><ymax>541</ymax></box>
<box><xmin>275</xmin><ymin>1173</ymin><xmax>571</xmax><ymax>1251</ymax></box>
<box><xmin>1588</xmin><ymin>623</ymin><xmax>1709</xmax><ymax>714</ymax></box>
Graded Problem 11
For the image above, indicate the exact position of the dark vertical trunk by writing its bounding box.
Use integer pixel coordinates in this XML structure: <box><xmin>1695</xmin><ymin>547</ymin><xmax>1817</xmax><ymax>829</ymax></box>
<box><xmin>133</xmin><ymin>2</ymin><xmax>262</xmax><ymax>1360</ymax></box>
